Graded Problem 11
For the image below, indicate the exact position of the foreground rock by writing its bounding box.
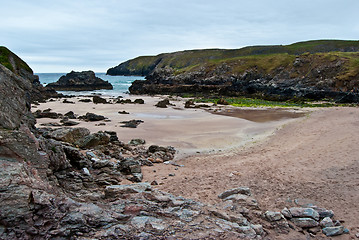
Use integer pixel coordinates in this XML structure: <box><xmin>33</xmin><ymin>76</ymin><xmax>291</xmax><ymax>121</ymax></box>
<box><xmin>46</xmin><ymin>70</ymin><xmax>113</xmax><ymax>91</ymax></box>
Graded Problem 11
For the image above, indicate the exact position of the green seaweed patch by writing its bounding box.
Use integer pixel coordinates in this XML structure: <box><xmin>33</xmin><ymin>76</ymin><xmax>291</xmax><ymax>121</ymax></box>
<box><xmin>195</xmin><ymin>97</ymin><xmax>342</xmax><ymax>108</ymax></box>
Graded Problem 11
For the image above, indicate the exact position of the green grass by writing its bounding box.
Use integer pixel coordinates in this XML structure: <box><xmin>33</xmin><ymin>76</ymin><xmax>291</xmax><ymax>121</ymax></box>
<box><xmin>0</xmin><ymin>46</ymin><xmax>33</xmax><ymax>74</ymax></box>
<box><xmin>194</xmin><ymin>97</ymin><xmax>341</xmax><ymax>108</ymax></box>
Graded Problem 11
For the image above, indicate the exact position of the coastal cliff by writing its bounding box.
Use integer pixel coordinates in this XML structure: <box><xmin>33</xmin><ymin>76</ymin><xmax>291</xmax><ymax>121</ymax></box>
<box><xmin>0</xmin><ymin>46</ymin><xmax>59</xmax><ymax>102</ymax></box>
<box><xmin>108</xmin><ymin>40</ymin><xmax>359</xmax><ymax>102</ymax></box>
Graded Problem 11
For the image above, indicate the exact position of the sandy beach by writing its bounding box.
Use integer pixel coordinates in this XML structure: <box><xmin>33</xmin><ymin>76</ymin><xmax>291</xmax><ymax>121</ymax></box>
<box><xmin>33</xmin><ymin>95</ymin><xmax>359</xmax><ymax>239</ymax></box>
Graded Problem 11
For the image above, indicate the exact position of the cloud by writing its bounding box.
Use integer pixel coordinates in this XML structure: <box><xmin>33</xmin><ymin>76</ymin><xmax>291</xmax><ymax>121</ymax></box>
<box><xmin>0</xmin><ymin>0</ymin><xmax>358</xmax><ymax>72</ymax></box>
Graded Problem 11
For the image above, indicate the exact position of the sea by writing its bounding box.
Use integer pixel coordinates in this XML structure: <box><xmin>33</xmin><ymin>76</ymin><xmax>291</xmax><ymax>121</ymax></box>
<box><xmin>36</xmin><ymin>73</ymin><xmax>145</xmax><ymax>97</ymax></box>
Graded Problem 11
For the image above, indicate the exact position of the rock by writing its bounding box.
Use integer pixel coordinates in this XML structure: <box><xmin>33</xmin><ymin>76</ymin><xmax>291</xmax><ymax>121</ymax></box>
<box><xmin>264</xmin><ymin>211</ymin><xmax>283</xmax><ymax>222</ymax></box>
<box><xmin>129</xmin><ymin>138</ymin><xmax>146</xmax><ymax>146</ymax></box>
<box><xmin>79</xmin><ymin>112</ymin><xmax>106</xmax><ymax>121</ymax></box>
<box><xmin>322</xmin><ymin>226</ymin><xmax>344</xmax><ymax>236</ymax></box>
<box><xmin>79</xmin><ymin>98</ymin><xmax>92</xmax><ymax>102</ymax></box>
<box><xmin>184</xmin><ymin>100</ymin><xmax>195</xmax><ymax>108</ymax></box>
<box><xmin>64</xmin><ymin>111</ymin><xmax>76</xmax><ymax>119</ymax></box>
<box><xmin>104</xmin><ymin>183</ymin><xmax>151</xmax><ymax>199</ymax></box>
<box><xmin>289</xmin><ymin>207</ymin><xmax>320</xmax><ymax>221</ymax></box>
<box><xmin>320</xmin><ymin>217</ymin><xmax>334</xmax><ymax>228</ymax></box>
<box><xmin>46</xmin><ymin>70</ymin><xmax>113</xmax><ymax>91</ymax></box>
<box><xmin>45</xmin><ymin>127</ymin><xmax>90</xmax><ymax>144</ymax></box>
<box><xmin>60</xmin><ymin>117</ymin><xmax>79</xmax><ymax>126</ymax></box>
<box><xmin>120</xmin><ymin>158</ymin><xmax>142</xmax><ymax>174</ymax></box>
<box><xmin>33</xmin><ymin>109</ymin><xmax>61</xmax><ymax>119</ymax></box>
<box><xmin>104</xmin><ymin>131</ymin><xmax>119</xmax><ymax>142</ymax></box>
<box><xmin>62</xmin><ymin>99</ymin><xmax>75</xmax><ymax>104</ymax></box>
<box><xmin>291</xmin><ymin>218</ymin><xmax>319</xmax><ymax>228</ymax></box>
<box><xmin>82</xmin><ymin>168</ymin><xmax>91</xmax><ymax>176</ymax></box>
<box><xmin>218</xmin><ymin>187</ymin><xmax>251</xmax><ymax>199</ymax></box>
<box><xmin>311</xmin><ymin>206</ymin><xmax>334</xmax><ymax>219</ymax></box>
<box><xmin>118</xmin><ymin>110</ymin><xmax>130</xmax><ymax>114</ymax></box>
<box><xmin>134</xmin><ymin>99</ymin><xmax>145</xmax><ymax>104</ymax></box>
<box><xmin>120</xmin><ymin>119</ymin><xmax>144</xmax><ymax>128</ymax></box>
<box><xmin>281</xmin><ymin>207</ymin><xmax>292</xmax><ymax>219</ymax></box>
<box><xmin>129</xmin><ymin>173</ymin><xmax>143</xmax><ymax>182</ymax></box>
<box><xmin>62</xmin><ymin>145</ymin><xmax>90</xmax><ymax>169</ymax></box>
<box><xmin>155</xmin><ymin>99</ymin><xmax>172</xmax><ymax>108</ymax></box>
<box><xmin>223</xmin><ymin>194</ymin><xmax>258</xmax><ymax>209</ymax></box>
<box><xmin>75</xmin><ymin>131</ymin><xmax>110</xmax><ymax>149</ymax></box>
<box><xmin>93</xmin><ymin>96</ymin><xmax>108</xmax><ymax>104</ymax></box>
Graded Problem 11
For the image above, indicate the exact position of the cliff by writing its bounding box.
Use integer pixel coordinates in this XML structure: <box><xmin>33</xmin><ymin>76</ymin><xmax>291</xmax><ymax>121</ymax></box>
<box><xmin>122</xmin><ymin>40</ymin><xmax>359</xmax><ymax>102</ymax></box>
<box><xmin>0</xmin><ymin>46</ymin><xmax>59</xmax><ymax>102</ymax></box>
<box><xmin>107</xmin><ymin>40</ymin><xmax>359</xmax><ymax>76</ymax></box>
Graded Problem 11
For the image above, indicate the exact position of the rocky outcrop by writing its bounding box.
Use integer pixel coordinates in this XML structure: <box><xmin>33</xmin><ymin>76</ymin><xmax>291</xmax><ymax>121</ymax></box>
<box><xmin>47</xmin><ymin>70</ymin><xmax>113</xmax><ymax>91</ymax></box>
<box><xmin>129</xmin><ymin>53</ymin><xmax>359</xmax><ymax>103</ymax></box>
<box><xmin>0</xmin><ymin>46</ymin><xmax>60</xmax><ymax>102</ymax></box>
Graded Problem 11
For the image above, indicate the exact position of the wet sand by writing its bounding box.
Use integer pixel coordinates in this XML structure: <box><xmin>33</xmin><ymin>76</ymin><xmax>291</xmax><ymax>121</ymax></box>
<box><xmin>34</xmin><ymin>95</ymin><xmax>306</xmax><ymax>159</ymax></box>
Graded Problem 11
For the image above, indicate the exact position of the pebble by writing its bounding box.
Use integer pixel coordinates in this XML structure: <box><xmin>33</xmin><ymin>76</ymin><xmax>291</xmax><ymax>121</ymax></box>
<box><xmin>169</xmin><ymin>173</ymin><xmax>175</xmax><ymax>177</ymax></box>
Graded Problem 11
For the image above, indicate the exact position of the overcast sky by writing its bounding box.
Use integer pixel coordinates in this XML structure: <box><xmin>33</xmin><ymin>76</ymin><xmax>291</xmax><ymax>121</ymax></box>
<box><xmin>1</xmin><ymin>0</ymin><xmax>358</xmax><ymax>73</ymax></box>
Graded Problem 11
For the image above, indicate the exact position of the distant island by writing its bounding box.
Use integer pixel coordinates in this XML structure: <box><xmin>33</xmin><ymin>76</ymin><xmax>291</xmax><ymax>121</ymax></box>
<box><xmin>108</xmin><ymin>40</ymin><xmax>359</xmax><ymax>103</ymax></box>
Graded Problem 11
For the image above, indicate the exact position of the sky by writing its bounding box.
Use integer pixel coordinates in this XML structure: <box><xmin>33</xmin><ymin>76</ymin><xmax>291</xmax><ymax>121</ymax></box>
<box><xmin>1</xmin><ymin>0</ymin><xmax>358</xmax><ymax>73</ymax></box>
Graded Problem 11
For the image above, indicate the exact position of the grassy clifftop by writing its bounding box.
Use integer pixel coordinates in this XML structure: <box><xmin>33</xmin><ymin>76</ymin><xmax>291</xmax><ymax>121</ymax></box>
<box><xmin>0</xmin><ymin>46</ymin><xmax>33</xmax><ymax>76</ymax></box>
<box><xmin>107</xmin><ymin>40</ymin><xmax>359</xmax><ymax>76</ymax></box>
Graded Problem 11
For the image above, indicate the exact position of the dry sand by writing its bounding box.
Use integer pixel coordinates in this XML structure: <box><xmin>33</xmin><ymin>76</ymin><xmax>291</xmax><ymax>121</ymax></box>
<box><xmin>34</xmin><ymin>96</ymin><xmax>359</xmax><ymax>239</ymax></box>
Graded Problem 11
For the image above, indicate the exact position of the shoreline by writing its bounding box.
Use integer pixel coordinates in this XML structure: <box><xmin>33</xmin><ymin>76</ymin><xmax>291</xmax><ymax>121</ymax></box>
<box><xmin>33</xmin><ymin>95</ymin><xmax>308</xmax><ymax>160</ymax></box>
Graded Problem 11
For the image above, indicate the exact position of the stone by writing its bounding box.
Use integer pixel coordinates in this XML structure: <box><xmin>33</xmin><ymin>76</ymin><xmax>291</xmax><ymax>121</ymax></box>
<box><xmin>64</xmin><ymin>111</ymin><xmax>76</xmax><ymax>119</ymax></box>
<box><xmin>47</xmin><ymin>70</ymin><xmax>113</xmax><ymax>91</ymax></box>
<box><xmin>218</xmin><ymin>187</ymin><xmax>251</xmax><ymax>199</ymax></box>
<box><xmin>79</xmin><ymin>112</ymin><xmax>106</xmax><ymax>121</ymax></box>
<box><xmin>155</xmin><ymin>99</ymin><xmax>172</xmax><ymax>108</ymax></box>
<box><xmin>129</xmin><ymin>138</ymin><xmax>146</xmax><ymax>146</ymax></box>
<box><xmin>130</xmin><ymin>173</ymin><xmax>143</xmax><ymax>182</ymax></box>
<box><xmin>208</xmin><ymin>207</ymin><xmax>231</xmax><ymax>221</ymax></box>
<box><xmin>60</xmin><ymin>118</ymin><xmax>79</xmax><ymax>126</ymax></box>
<box><xmin>320</xmin><ymin>217</ymin><xmax>334</xmax><ymax>228</ymax></box>
<box><xmin>289</xmin><ymin>207</ymin><xmax>319</xmax><ymax>221</ymax></box>
<box><xmin>134</xmin><ymin>99</ymin><xmax>145</xmax><ymax>104</ymax></box>
<box><xmin>75</xmin><ymin>131</ymin><xmax>110</xmax><ymax>149</ymax></box>
<box><xmin>79</xmin><ymin>98</ymin><xmax>92</xmax><ymax>102</ymax></box>
<box><xmin>118</xmin><ymin>110</ymin><xmax>130</xmax><ymax>114</ymax></box>
<box><xmin>45</xmin><ymin>127</ymin><xmax>90</xmax><ymax>144</ymax></box>
<box><xmin>104</xmin><ymin>131</ymin><xmax>119</xmax><ymax>142</ymax></box>
<box><xmin>311</xmin><ymin>206</ymin><xmax>334</xmax><ymax>219</ymax></box>
<box><xmin>120</xmin><ymin>119</ymin><xmax>144</xmax><ymax>128</ymax></box>
<box><xmin>291</xmin><ymin>218</ymin><xmax>319</xmax><ymax>228</ymax></box>
<box><xmin>82</xmin><ymin>168</ymin><xmax>91</xmax><ymax>176</ymax></box>
<box><xmin>223</xmin><ymin>194</ymin><xmax>258</xmax><ymax>209</ymax></box>
<box><xmin>63</xmin><ymin>145</ymin><xmax>90</xmax><ymax>169</ymax></box>
<box><xmin>251</xmin><ymin>224</ymin><xmax>263</xmax><ymax>235</ymax></box>
<box><xmin>322</xmin><ymin>226</ymin><xmax>344</xmax><ymax>236</ymax></box>
<box><xmin>264</xmin><ymin>211</ymin><xmax>283</xmax><ymax>222</ymax></box>
<box><xmin>281</xmin><ymin>207</ymin><xmax>292</xmax><ymax>219</ymax></box>
<box><xmin>105</xmin><ymin>183</ymin><xmax>151</xmax><ymax>198</ymax></box>
<box><xmin>62</xmin><ymin>99</ymin><xmax>74</xmax><ymax>104</ymax></box>
<box><xmin>93</xmin><ymin>95</ymin><xmax>108</xmax><ymax>104</ymax></box>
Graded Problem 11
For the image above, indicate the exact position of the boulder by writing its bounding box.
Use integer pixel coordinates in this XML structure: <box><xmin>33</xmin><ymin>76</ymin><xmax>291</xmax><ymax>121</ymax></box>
<box><xmin>46</xmin><ymin>70</ymin><xmax>113</xmax><ymax>91</ymax></box>
<box><xmin>120</xmin><ymin>119</ymin><xmax>144</xmax><ymax>128</ymax></box>
<box><xmin>64</xmin><ymin>111</ymin><xmax>76</xmax><ymax>119</ymax></box>
<box><xmin>75</xmin><ymin>131</ymin><xmax>110</xmax><ymax>149</ymax></box>
<box><xmin>218</xmin><ymin>187</ymin><xmax>251</xmax><ymax>199</ymax></box>
<box><xmin>45</xmin><ymin>127</ymin><xmax>90</xmax><ymax>144</ymax></box>
<box><xmin>79</xmin><ymin>112</ymin><xmax>106</xmax><ymax>121</ymax></box>
<box><xmin>322</xmin><ymin>226</ymin><xmax>344</xmax><ymax>236</ymax></box>
<box><xmin>264</xmin><ymin>211</ymin><xmax>283</xmax><ymax>222</ymax></box>
<box><xmin>129</xmin><ymin>139</ymin><xmax>146</xmax><ymax>146</ymax></box>
<box><xmin>134</xmin><ymin>98</ymin><xmax>145</xmax><ymax>104</ymax></box>
<box><xmin>155</xmin><ymin>99</ymin><xmax>172</xmax><ymax>108</ymax></box>
<box><xmin>289</xmin><ymin>207</ymin><xmax>319</xmax><ymax>221</ymax></box>
<box><xmin>291</xmin><ymin>218</ymin><xmax>319</xmax><ymax>228</ymax></box>
<box><xmin>93</xmin><ymin>96</ymin><xmax>108</xmax><ymax>104</ymax></box>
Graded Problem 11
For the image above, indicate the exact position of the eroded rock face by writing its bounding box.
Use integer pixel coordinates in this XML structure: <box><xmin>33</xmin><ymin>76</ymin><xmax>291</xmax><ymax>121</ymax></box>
<box><xmin>46</xmin><ymin>70</ymin><xmax>113</xmax><ymax>91</ymax></box>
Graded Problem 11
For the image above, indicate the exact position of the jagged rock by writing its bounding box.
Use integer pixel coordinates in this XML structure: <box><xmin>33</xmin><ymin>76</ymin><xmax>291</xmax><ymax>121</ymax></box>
<box><xmin>38</xmin><ymin>137</ymin><xmax>71</xmax><ymax>171</ymax></box>
<box><xmin>75</xmin><ymin>131</ymin><xmax>110</xmax><ymax>149</ymax></box>
<box><xmin>105</xmin><ymin>183</ymin><xmax>152</xmax><ymax>199</ymax></box>
<box><xmin>281</xmin><ymin>207</ymin><xmax>292</xmax><ymax>219</ymax></box>
<box><xmin>129</xmin><ymin>138</ymin><xmax>146</xmax><ymax>146</ymax></box>
<box><xmin>289</xmin><ymin>207</ymin><xmax>320</xmax><ymax>221</ymax></box>
<box><xmin>155</xmin><ymin>98</ymin><xmax>172</xmax><ymax>108</ymax></box>
<box><xmin>44</xmin><ymin>127</ymin><xmax>90</xmax><ymax>144</ymax></box>
<box><xmin>60</xmin><ymin>117</ymin><xmax>79</xmax><ymax>126</ymax></box>
<box><xmin>322</xmin><ymin>226</ymin><xmax>345</xmax><ymax>236</ymax></box>
<box><xmin>46</xmin><ymin>70</ymin><xmax>113</xmax><ymax>91</ymax></box>
<box><xmin>120</xmin><ymin>158</ymin><xmax>142</xmax><ymax>174</ymax></box>
<box><xmin>79</xmin><ymin>112</ymin><xmax>106</xmax><ymax>121</ymax></box>
<box><xmin>64</xmin><ymin>111</ymin><xmax>76</xmax><ymax>119</ymax></box>
<box><xmin>120</xmin><ymin>119</ymin><xmax>144</xmax><ymax>128</ymax></box>
<box><xmin>291</xmin><ymin>218</ymin><xmax>319</xmax><ymax>228</ymax></box>
<box><xmin>33</xmin><ymin>109</ymin><xmax>61</xmax><ymax>119</ymax></box>
<box><xmin>104</xmin><ymin>131</ymin><xmax>119</xmax><ymax>142</ymax></box>
<box><xmin>62</xmin><ymin>145</ymin><xmax>90</xmax><ymax>169</ymax></box>
<box><xmin>311</xmin><ymin>206</ymin><xmax>334</xmax><ymax>219</ymax></box>
<box><xmin>93</xmin><ymin>95</ymin><xmax>108</xmax><ymax>104</ymax></box>
<box><xmin>223</xmin><ymin>194</ymin><xmax>259</xmax><ymax>209</ymax></box>
<box><xmin>320</xmin><ymin>217</ymin><xmax>334</xmax><ymax>228</ymax></box>
<box><xmin>218</xmin><ymin>187</ymin><xmax>251</xmax><ymax>199</ymax></box>
<box><xmin>264</xmin><ymin>211</ymin><xmax>283</xmax><ymax>221</ymax></box>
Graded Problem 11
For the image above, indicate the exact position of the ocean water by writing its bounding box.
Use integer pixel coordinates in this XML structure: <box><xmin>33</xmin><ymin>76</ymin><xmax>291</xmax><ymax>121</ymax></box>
<box><xmin>36</xmin><ymin>73</ymin><xmax>145</xmax><ymax>97</ymax></box>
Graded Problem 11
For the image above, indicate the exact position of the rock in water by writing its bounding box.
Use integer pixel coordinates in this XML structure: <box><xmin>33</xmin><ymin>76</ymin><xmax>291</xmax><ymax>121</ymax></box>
<box><xmin>47</xmin><ymin>70</ymin><xmax>113</xmax><ymax>91</ymax></box>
